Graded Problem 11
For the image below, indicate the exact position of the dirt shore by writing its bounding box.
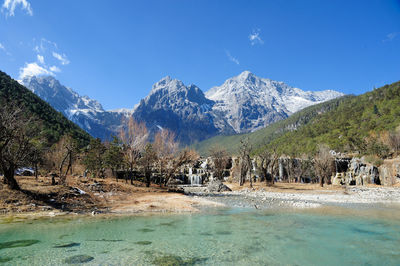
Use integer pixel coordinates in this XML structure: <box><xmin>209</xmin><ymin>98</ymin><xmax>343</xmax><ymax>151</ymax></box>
<box><xmin>0</xmin><ymin>176</ymin><xmax>222</xmax><ymax>219</ymax></box>
<box><xmin>1</xmin><ymin>176</ymin><xmax>400</xmax><ymax>221</ymax></box>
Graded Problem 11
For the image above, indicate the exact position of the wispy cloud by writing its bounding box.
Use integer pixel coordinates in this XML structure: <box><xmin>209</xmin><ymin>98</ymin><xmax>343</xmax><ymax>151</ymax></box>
<box><xmin>37</xmin><ymin>54</ymin><xmax>44</xmax><ymax>64</ymax></box>
<box><xmin>19</xmin><ymin>38</ymin><xmax>70</xmax><ymax>80</ymax></box>
<box><xmin>383</xmin><ymin>32</ymin><xmax>399</xmax><ymax>42</ymax></box>
<box><xmin>52</xmin><ymin>52</ymin><xmax>70</xmax><ymax>65</ymax></box>
<box><xmin>2</xmin><ymin>0</ymin><xmax>32</xmax><ymax>17</ymax></box>
<box><xmin>225</xmin><ymin>50</ymin><xmax>239</xmax><ymax>65</ymax></box>
<box><xmin>0</xmin><ymin>42</ymin><xmax>12</xmax><ymax>56</ymax></box>
<box><xmin>249</xmin><ymin>28</ymin><xmax>264</xmax><ymax>46</ymax></box>
<box><xmin>33</xmin><ymin>38</ymin><xmax>58</xmax><ymax>53</ymax></box>
<box><xmin>19</xmin><ymin>62</ymin><xmax>54</xmax><ymax>79</ymax></box>
<box><xmin>49</xmin><ymin>65</ymin><xmax>61</xmax><ymax>73</ymax></box>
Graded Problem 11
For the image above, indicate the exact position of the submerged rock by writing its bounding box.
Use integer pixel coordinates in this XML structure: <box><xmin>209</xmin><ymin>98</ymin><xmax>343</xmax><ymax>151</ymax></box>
<box><xmin>88</xmin><ymin>239</ymin><xmax>123</xmax><ymax>242</ymax></box>
<box><xmin>207</xmin><ymin>180</ymin><xmax>232</xmax><ymax>192</ymax></box>
<box><xmin>137</xmin><ymin>228</ymin><xmax>155</xmax><ymax>233</ymax></box>
<box><xmin>152</xmin><ymin>254</ymin><xmax>207</xmax><ymax>266</ymax></box>
<box><xmin>159</xmin><ymin>221</ymin><xmax>175</xmax><ymax>227</ymax></box>
<box><xmin>152</xmin><ymin>254</ymin><xmax>185</xmax><ymax>266</ymax></box>
<box><xmin>0</xmin><ymin>240</ymin><xmax>40</xmax><ymax>250</ymax></box>
<box><xmin>216</xmin><ymin>230</ymin><xmax>231</xmax><ymax>235</ymax></box>
<box><xmin>53</xmin><ymin>242</ymin><xmax>80</xmax><ymax>248</ymax></box>
<box><xmin>0</xmin><ymin>257</ymin><xmax>12</xmax><ymax>263</ymax></box>
<box><xmin>64</xmin><ymin>255</ymin><xmax>94</xmax><ymax>264</ymax></box>
<box><xmin>135</xmin><ymin>241</ymin><xmax>152</xmax><ymax>245</ymax></box>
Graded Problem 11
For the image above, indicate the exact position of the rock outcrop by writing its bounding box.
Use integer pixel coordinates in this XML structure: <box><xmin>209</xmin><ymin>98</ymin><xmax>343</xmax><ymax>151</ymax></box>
<box><xmin>207</xmin><ymin>179</ymin><xmax>232</xmax><ymax>192</ymax></box>
<box><xmin>379</xmin><ymin>158</ymin><xmax>400</xmax><ymax>186</ymax></box>
<box><xmin>332</xmin><ymin>157</ymin><xmax>400</xmax><ymax>186</ymax></box>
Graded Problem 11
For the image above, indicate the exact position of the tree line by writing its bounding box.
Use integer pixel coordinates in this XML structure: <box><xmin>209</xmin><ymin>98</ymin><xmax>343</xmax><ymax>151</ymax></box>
<box><xmin>0</xmin><ymin>102</ymin><xmax>198</xmax><ymax>190</ymax></box>
<box><xmin>209</xmin><ymin>137</ymin><xmax>337</xmax><ymax>188</ymax></box>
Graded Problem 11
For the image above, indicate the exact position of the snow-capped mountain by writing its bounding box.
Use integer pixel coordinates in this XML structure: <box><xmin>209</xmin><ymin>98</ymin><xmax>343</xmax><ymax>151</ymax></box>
<box><xmin>133</xmin><ymin>76</ymin><xmax>234</xmax><ymax>144</ymax></box>
<box><xmin>206</xmin><ymin>71</ymin><xmax>344</xmax><ymax>133</ymax></box>
<box><xmin>21</xmin><ymin>72</ymin><xmax>344</xmax><ymax>144</ymax></box>
<box><xmin>21</xmin><ymin>76</ymin><xmax>129</xmax><ymax>140</ymax></box>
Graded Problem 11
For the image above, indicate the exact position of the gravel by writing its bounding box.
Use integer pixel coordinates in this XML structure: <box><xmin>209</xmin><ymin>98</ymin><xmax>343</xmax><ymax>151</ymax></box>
<box><xmin>184</xmin><ymin>186</ymin><xmax>400</xmax><ymax>210</ymax></box>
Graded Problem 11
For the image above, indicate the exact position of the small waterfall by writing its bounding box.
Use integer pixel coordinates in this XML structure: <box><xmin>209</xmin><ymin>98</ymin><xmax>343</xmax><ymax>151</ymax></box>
<box><xmin>190</xmin><ymin>175</ymin><xmax>202</xmax><ymax>186</ymax></box>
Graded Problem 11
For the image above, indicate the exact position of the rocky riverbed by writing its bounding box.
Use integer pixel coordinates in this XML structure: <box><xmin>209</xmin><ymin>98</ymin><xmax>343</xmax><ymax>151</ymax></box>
<box><xmin>184</xmin><ymin>185</ymin><xmax>400</xmax><ymax>210</ymax></box>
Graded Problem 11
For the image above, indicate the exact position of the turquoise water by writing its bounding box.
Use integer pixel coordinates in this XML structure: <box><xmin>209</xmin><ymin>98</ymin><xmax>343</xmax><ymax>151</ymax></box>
<box><xmin>1</xmin><ymin>207</ymin><xmax>400</xmax><ymax>265</ymax></box>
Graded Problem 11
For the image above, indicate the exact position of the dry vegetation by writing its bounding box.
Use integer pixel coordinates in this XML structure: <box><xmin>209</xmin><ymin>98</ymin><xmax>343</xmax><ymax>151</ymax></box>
<box><xmin>0</xmin><ymin>174</ymin><xmax>217</xmax><ymax>216</ymax></box>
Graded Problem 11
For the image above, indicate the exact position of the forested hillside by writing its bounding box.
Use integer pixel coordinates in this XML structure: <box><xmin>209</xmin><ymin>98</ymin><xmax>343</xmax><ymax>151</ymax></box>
<box><xmin>195</xmin><ymin>80</ymin><xmax>400</xmax><ymax>157</ymax></box>
<box><xmin>193</xmin><ymin>95</ymin><xmax>353</xmax><ymax>155</ymax></box>
<box><xmin>0</xmin><ymin>71</ymin><xmax>91</xmax><ymax>147</ymax></box>
<box><xmin>262</xmin><ymin>81</ymin><xmax>400</xmax><ymax>156</ymax></box>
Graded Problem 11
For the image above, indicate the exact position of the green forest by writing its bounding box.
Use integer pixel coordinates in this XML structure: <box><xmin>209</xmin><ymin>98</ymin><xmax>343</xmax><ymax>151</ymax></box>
<box><xmin>0</xmin><ymin>71</ymin><xmax>91</xmax><ymax>147</ymax></box>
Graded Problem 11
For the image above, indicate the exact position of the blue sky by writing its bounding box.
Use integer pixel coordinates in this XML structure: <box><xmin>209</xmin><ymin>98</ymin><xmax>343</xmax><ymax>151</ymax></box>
<box><xmin>0</xmin><ymin>0</ymin><xmax>399</xmax><ymax>110</ymax></box>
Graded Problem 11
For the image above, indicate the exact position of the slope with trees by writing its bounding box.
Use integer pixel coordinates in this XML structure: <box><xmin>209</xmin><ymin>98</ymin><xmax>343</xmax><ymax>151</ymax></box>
<box><xmin>0</xmin><ymin>71</ymin><xmax>91</xmax><ymax>189</ymax></box>
<box><xmin>262</xmin><ymin>81</ymin><xmax>400</xmax><ymax>156</ymax></box>
<box><xmin>0</xmin><ymin>71</ymin><xmax>91</xmax><ymax>147</ymax></box>
<box><xmin>193</xmin><ymin>95</ymin><xmax>352</xmax><ymax>156</ymax></box>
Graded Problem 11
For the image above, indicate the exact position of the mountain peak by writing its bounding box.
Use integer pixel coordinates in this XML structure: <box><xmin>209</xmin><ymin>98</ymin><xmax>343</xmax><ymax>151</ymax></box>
<box><xmin>22</xmin><ymin>75</ymin><xmax>58</xmax><ymax>85</ymax></box>
<box><xmin>237</xmin><ymin>70</ymin><xmax>254</xmax><ymax>79</ymax></box>
<box><xmin>151</xmin><ymin>76</ymin><xmax>185</xmax><ymax>94</ymax></box>
<box><xmin>206</xmin><ymin>72</ymin><xmax>344</xmax><ymax>133</ymax></box>
<box><xmin>229</xmin><ymin>71</ymin><xmax>261</xmax><ymax>86</ymax></box>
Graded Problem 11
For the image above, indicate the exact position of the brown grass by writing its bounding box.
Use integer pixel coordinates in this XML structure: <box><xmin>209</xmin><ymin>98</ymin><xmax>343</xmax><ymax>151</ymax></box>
<box><xmin>0</xmin><ymin>175</ymin><xmax>216</xmax><ymax>216</ymax></box>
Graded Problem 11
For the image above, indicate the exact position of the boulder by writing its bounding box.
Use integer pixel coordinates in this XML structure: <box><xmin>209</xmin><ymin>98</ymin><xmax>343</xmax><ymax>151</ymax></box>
<box><xmin>379</xmin><ymin>158</ymin><xmax>400</xmax><ymax>186</ymax></box>
<box><xmin>167</xmin><ymin>178</ymin><xmax>184</xmax><ymax>185</ymax></box>
<box><xmin>207</xmin><ymin>179</ymin><xmax>232</xmax><ymax>192</ymax></box>
<box><xmin>332</xmin><ymin>173</ymin><xmax>343</xmax><ymax>186</ymax></box>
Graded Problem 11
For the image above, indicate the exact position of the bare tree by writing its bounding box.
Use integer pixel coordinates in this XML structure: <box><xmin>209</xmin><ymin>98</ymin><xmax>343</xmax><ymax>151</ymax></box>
<box><xmin>257</xmin><ymin>149</ymin><xmax>272</xmax><ymax>183</ymax></box>
<box><xmin>239</xmin><ymin>137</ymin><xmax>252</xmax><ymax>187</ymax></box>
<box><xmin>257</xmin><ymin>147</ymin><xmax>279</xmax><ymax>186</ymax></box>
<box><xmin>58</xmin><ymin>135</ymin><xmax>78</xmax><ymax>184</ymax></box>
<box><xmin>314</xmin><ymin>144</ymin><xmax>334</xmax><ymax>187</ymax></box>
<box><xmin>0</xmin><ymin>105</ymin><xmax>37</xmax><ymax>190</ymax></box>
<box><xmin>153</xmin><ymin>129</ymin><xmax>178</xmax><ymax>186</ymax></box>
<box><xmin>164</xmin><ymin>148</ymin><xmax>199</xmax><ymax>186</ymax></box>
<box><xmin>120</xmin><ymin>117</ymin><xmax>148</xmax><ymax>184</ymax></box>
<box><xmin>31</xmin><ymin>142</ymin><xmax>45</xmax><ymax>181</ymax></box>
<box><xmin>209</xmin><ymin>145</ymin><xmax>229</xmax><ymax>181</ymax></box>
<box><xmin>292</xmin><ymin>155</ymin><xmax>313</xmax><ymax>183</ymax></box>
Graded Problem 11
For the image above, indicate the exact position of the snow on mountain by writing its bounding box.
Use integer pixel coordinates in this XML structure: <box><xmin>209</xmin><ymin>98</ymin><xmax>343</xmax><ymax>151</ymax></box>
<box><xmin>132</xmin><ymin>76</ymin><xmax>234</xmax><ymax>144</ymax></box>
<box><xmin>108</xmin><ymin>108</ymin><xmax>134</xmax><ymax>117</ymax></box>
<box><xmin>21</xmin><ymin>75</ymin><xmax>127</xmax><ymax>140</ymax></box>
<box><xmin>21</xmin><ymin>72</ymin><xmax>344</xmax><ymax>144</ymax></box>
<box><xmin>206</xmin><ymin>71</ymin><xmax>344</xmax><ymax>133</ymax></box>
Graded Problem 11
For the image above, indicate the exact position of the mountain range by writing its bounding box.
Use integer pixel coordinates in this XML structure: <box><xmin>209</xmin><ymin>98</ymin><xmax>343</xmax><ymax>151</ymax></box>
<box><xmin>21</xmin><ymin>71</ymin><xmax>344</xmax><ymax>144</ymax></box>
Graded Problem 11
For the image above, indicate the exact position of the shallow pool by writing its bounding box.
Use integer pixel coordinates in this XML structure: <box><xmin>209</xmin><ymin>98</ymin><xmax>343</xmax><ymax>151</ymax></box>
<box><xmin>1</xmin><ymin>206</ymin><xmax>400</xmax><ymax>265</ymax></box>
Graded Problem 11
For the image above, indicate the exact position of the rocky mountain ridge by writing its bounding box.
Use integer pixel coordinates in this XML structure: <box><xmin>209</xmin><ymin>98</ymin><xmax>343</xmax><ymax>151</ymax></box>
<box><xmin>206</xmin><ymin>71</ymin><xmax>343</xmax><ymax>133</ymax></box>
<box><xmin>21</xmin><ymin>71</ymin><xmax>344</xmax><ymax>143</ymax></box>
